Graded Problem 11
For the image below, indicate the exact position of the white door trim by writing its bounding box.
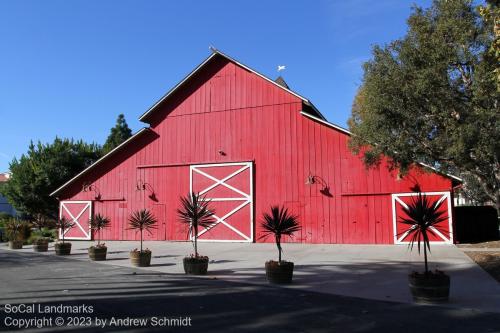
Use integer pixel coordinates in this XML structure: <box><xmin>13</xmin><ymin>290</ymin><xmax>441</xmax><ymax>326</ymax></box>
<box><xmin>190</xmin><ymin>162</ymin><xmax>253</xmax><ymax>242</ymax></box>
<box><xmin>391</xmin><ymin>192</ymin><xmax>453</xmax><ymax>245</ymax></box>
<box><xmin>59</xmin><ymin>200</ymin><xmax>92</xmax><ymax>240</ymax></box>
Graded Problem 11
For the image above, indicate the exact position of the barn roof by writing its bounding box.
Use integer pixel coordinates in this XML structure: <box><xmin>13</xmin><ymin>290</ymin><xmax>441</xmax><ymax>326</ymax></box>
<box><xmin>139</xmin><ymin>48</ymin><xmax>327</xmax><ymax>123</ymax></box>
<box><xmin>50</xmin><ymin>50</ymin><xmax>461</xmax><ymax>197</ymax></box>
<box><xmin>50</xmin><ymin>128</ymin><xmax>153</xmax><ymax>197</ymax></box>
<box><xmin>274</xmin><ymin>76</ymin><xmax>290</xmax><ymax>89</ymax></box>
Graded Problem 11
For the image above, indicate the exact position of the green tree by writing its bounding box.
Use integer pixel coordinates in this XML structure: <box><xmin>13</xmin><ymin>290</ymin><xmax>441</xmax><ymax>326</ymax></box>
<box><xmin>461</xmin><ymin>174</ymin><xmax>492</xmax><ymax>204</ymax></box>
<box><xmin>479</xmin><ymin>0</ymin><xmax>500</xmax><ymax>89</ymax></box>
<box><xmin>0</xmin><ymin>138</ymin><xmax>101</xmax><ymax>220</ymax></box>
<box><xmin>102</xmin><ymin>114</ymin><xmax>132</xmax><ymax>154</ymax></box>
<box><xmin>348</xmin><ymin>0</ymin><xmax>500</xmax><ymax>213</ymax></box>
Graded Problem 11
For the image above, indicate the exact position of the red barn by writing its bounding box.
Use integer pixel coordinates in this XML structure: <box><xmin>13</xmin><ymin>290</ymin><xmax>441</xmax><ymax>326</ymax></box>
<box><xmin>51</xmin><ymin>49</ymin><xmax>460</xmax><ymax>245</ymax></box>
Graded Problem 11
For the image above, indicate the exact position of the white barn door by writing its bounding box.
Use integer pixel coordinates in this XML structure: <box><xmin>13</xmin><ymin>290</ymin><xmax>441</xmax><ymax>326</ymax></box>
<box><xmin>59</xmin><ymin>201</ymin><xmax>92</xmax><ymax>240</ymax></box>
<box><xmin>190</xmin><ymin>162</ymin><xmax>253</xmax><ymax>242</ymax></box>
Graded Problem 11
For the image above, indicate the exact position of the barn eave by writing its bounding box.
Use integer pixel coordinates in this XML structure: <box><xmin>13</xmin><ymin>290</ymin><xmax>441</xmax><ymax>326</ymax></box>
<box><xmin>49</xmin><ymin>127</ymin><xmax>153</xmax><ymax>197</ymax></box>
<box><xmin>300</xmin><ymin>111</ymin><xmax>462</xmax><ymax>183</ymax></box>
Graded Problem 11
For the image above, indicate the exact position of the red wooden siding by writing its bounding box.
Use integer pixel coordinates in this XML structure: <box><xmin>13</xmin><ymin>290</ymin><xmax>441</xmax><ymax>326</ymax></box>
<box><xmin>57</xmin><ymin>54</ymin><xmax>454</xmax><ymax>244</ymax></box>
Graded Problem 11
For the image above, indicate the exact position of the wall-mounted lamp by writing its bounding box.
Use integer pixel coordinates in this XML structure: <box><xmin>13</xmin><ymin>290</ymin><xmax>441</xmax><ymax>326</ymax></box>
<box><xmin>218</xmin><ymin>149</ymin><xmax>226</xmax><ymax>156</ymax></box>
<box><xmin>136</xmin><ymin>180</ymin><xmax>157</xmax><ymax>201</ymax></box>
<box><xmin>82</xmin><ymin>183</ymin><xmax>101</xmax><ymax>200</ymax></box>
<box><xmin>305</xmin><ymin>174</ymin><xmax>316</xmax><ymax>185</ymax></box>
<box><xmin>305</xmin><ymin>173</ymin><xmax>333</xmax><ymax>197</ymax></box>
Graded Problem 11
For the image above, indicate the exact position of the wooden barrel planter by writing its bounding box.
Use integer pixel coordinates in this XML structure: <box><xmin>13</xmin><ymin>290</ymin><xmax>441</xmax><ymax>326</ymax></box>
<box><xmin>265</xmin><ymin>261</ymin><xmax>294</xmax><ymax>284</ymax></box>
<box><xmin>130</xmin><ymin>250</ymin><xmax>151</xmax><ymax>267</ymax></box>
<box><xmin>183</xmin><ymin>256</ymin><xmax>209</xmax><ymax>275</ymax></box>
<box><xmin>408</xmin><ymin>272</ymin><xmax>450</xmax><ymax>303</ymax></box>
<box><xmin>55</xmin><ymin>242</ymin><xmax>72</xmax><ymax>255</ymax></box>
<box><xmin>8</xmin><ymin>240</ymin><xmax>23</xmax><ymax>250</ymax></box>
<box><xmin>33</xmin><ymin>239</ymin><xmax>49</xmax><ymax>252</ymax></box>
<box><xmin>89</xmin><ymin>246</ymin><xmax>107</xmax><ymax>261</ymax></box>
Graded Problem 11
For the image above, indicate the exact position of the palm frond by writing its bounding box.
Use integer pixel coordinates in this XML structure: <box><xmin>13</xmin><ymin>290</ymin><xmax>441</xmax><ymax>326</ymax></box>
<box><xmin>261</xmin><ymin>206</ymin><xmax>301</xmax><ymax>237</ymax></box>
<box><xmin>56</xmin><ymin>217</ymin><xmax>75</xmax><ymax>231</ymax></box>
<box><xmin>127</xmin><ymin>209</ymin><xmax>158</xmax><ymax>232</ymax></box>
<box><xmin>399</xmin><ymin>193</ymin><xmax>448</xmax><ymax>254</ymax></box>
<box><xmin>260</xmin><ymin>205</ymin><xmax>301</xmax><ymax>262</ymax></box>
<box><xmin>177</xmin><ymin>192</ymin><xmax>215</xmax><ymax>230</ymax></box>
<box><xmin>177</xmin><ymin>192</ymin><xmax>216</xmax><ymax>257</ymax></box>
<box><xmin>260</xmin><ymin>206</ymin><xmax>301</xmax><ymax>239</ymax></box>
<box><xmin>90</xmin><ymin>214</ymin><xmax>111</xmax><ymax>231</ymax></box>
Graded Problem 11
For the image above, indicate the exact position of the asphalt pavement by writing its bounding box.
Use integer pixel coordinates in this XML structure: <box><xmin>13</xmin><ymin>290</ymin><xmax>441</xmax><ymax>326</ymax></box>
<box><xmin>0</xmin><ymin>249</ymin><xmax>499</xmax><ymax>332</ymax></box>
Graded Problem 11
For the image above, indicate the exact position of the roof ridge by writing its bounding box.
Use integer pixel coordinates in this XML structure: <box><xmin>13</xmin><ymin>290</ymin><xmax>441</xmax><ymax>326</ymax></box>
<box><xmin>138</xmin><ymin>49</ymin><xmax>327</xmax><ymax>122</ymax></box>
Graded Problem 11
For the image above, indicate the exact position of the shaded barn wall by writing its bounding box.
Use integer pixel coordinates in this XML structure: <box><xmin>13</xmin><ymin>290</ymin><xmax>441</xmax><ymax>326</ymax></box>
<box><xmin>59</xmin><ymin>56</ymin><xmax>453</xmax><ymax>244</ymax></box>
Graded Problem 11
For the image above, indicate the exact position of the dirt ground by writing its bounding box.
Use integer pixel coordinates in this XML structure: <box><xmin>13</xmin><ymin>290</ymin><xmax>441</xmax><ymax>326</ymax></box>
<box><xmin>464</xmin><ymin>252</ymin><xmax>500</xmax><ymax>283</ymax></box>
<box><xmin>459</xmin><ymin>240</ymin><xmax>500</xmax><ymax>283</ymax></box>
<box><xmin>458</xmin><ymin>240</ymin><xmax>500</xmax><ymax>249</ymax></box>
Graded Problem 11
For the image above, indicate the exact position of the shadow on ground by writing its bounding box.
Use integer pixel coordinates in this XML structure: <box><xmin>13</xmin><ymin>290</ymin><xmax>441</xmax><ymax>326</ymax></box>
<box><xmin>0</xmin><ymin>250</ymin><xmax>499</xmax><ymax>332</ymax></box>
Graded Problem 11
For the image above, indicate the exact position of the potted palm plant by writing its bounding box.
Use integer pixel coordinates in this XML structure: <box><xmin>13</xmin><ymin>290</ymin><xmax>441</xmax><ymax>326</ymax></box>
<box><xmin>88</xmin><ymin>214</ymin><xmax>111</xmax><ymax>261</ymax></box>
<box><xmin>5</xmin><ymin>218</ymin><xmax>28</xmax><ymax>249</ymax></box>
<box><xmin>128</xmin><ymin>209</ymin><xmax>157</xmax><ymax>267</ymax></box>
<box><xmin>33</xmin><ymin>237</ymin><xmax>49</xmax><ymax>252</ymax></box>
<box><xmin>399</xmin><ymin>193</ymin><xmax>450</xmax><ymax>303</ymax></box>
<box><xmin>261</xmin><ymin>205</ymin><xmax>301</xmax><ymax>284</ymax></box>
<box><xmin>177</xmin><ymin>192</ymin><xmax>215</xmax><ymax>275</ymax></box>
<box><xmin>55</xmin><ymin>217</ymin><xmax>75</xmax><ymax>255</ymax></box>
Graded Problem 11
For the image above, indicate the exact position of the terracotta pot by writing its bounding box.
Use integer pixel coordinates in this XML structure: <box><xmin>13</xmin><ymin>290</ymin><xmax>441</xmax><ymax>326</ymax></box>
<box><xmin>265</xmin><ymin>260</ymin><xmax>294</xmax><ymax>284</ymax></box>
<box><xmin>89</xmin><ymin>246</ymin><xmax>107</xmax><ymax>261</ymax></box>
<box><xmin>8</xmin><ymin>240</ymin><xmax>23</xmax><ymax>250</ymax></box>
<box><xmin>183</xmin><ymin>256</ymin><xmax>209</xmax><ymax>275</ymax></box>
<box><xmin>408</xmin><ymin>271</ymin><xmax>450</xmax><ymax>303</ymax></box>
<box><xmin>130</xmin><ymin>250</ymin><xmax>151</xmax><ymax>267</ymax></box>
<box><xmin>55</xmin><ymin>242</ymin><xmax>72</xmax><ymax>255</ymax></box>
<box><xmin>33</xmin><ymin>240</ymin><xmax>49</xmax><ymax>252</ymax></box>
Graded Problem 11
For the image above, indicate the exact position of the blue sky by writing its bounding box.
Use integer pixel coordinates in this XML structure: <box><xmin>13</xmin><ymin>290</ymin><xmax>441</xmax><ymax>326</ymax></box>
<box><xmin>0</xmin><ymin>0</ymin><xmax>432</xmax><ymax>172</ymax></box>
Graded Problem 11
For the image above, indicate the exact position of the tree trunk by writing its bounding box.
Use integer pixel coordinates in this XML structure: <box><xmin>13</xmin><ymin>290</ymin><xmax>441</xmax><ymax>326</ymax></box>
<box><xmin>467</xmin><ymin>170</ymin><xmax>499</xmax><ymax>211</ymax></box>
<box><xmin>194</xmin><ymin>223</ymin><xmax>198</xmax><ymax>257</ymax></box>
<box><xmin>424</xmin><ymin>242</ymin><xmax>429</xmax><ymax>274</ymax></box>
<box><xmin>140</xmin><ymin>229</ymin><xmax>143</xmax><ymax>252</ymax></box>
<box><xmin>276</xmin><ymin>235</ymin><xmax>282</xmax><ymax>263</ymax></box>
<box><xmin>496</xmin><ymin>193</ymin><xmax>500</xmax><ymax>219</ymax></box>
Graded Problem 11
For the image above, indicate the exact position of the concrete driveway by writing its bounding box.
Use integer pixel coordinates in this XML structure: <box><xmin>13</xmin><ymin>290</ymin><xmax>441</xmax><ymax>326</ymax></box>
<box><xmin>2</xmin><ymin>241</ymin><xmax>499</xmax><ymax>313</ymax></box>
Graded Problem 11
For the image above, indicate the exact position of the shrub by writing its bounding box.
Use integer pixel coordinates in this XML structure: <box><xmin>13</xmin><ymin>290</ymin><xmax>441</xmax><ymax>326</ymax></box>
<box><xmin>260</xmin><ymin>206</ymin><xmax>301</xmax><ymax>263</ymax></box>
<box><xmin>127</xmin><ymin>209</ymin><xmax>157</xmax><ymax>253</ymax></box>
<box><xmin>177</xmin><ymin>192</ymin><xmax>215</xmax><ymax>258</ymax></box>
<box><xmin>0</xmin><ymin>212</ymin><xmax>12</xmax><ymax>228</ymax></box>
<box><xmin>55</xmin><ymin>217</ymin><xmax>75</xmax><ymax>244</ymax></box>
<box><xmin>398</xmin><ymin>193</ymin><xmax>448</xmax><ymax>274</ymax></box>
<box><xmin>0</xmin><ymin>213</ymin><xmax>10</xmax><ymax>242</ymax></box>
<box><xmin>90</xmin><ymin>214</ymin><xmax>111</xmax><ymax>247</ymax></box>
<box><xmin>4</xmin><ymin>218</ymin><xmax>31</xmax><ymax>242</ymax></box>
<box><xmin>28</xmin><ymin>228</ymin><xmax>57</xmax><ymax>244</ymax></box>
